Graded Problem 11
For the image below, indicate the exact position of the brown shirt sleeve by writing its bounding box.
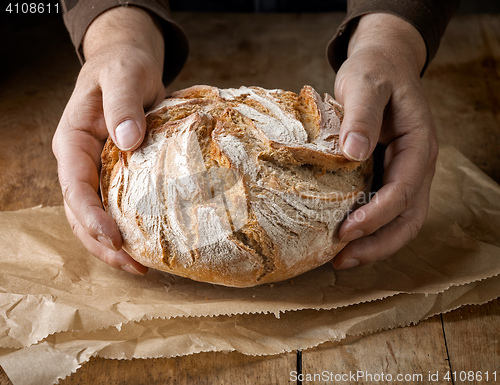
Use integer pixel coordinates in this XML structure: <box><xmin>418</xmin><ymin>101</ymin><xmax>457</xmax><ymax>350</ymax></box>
<box><xmin>327</xmin><ymin>0</ymin><xmax>460</xmax><ymax>75</ymax></box>
<box><xmin>60</xmin><ymin>0</ymin><xmax>188</xmax><ymax>86</ymax></box>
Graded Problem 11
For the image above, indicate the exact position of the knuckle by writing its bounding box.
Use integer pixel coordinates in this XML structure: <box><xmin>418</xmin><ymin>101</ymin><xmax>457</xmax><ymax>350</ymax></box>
<box><xmin>395</xmin><ymin>181</ymin><xmax>417</xmax><ymax>212</ymax></box>
<box><xmin>404</xmin><ymin>218</ymin><xmax>422</xmax><ymax>241</ymax></box>
<box><xmin>337</xmin><ymin>61</ymin><xmax>390</xmax><ymax>98</ymax></box>
<box><xmin>70</xmin><ymin>221</ymin><xmax>79</xmax><ymax>237</ymax></box>
<box><xmin>60</xmin><ymin>183</ymin><xmax>74</xmax><ymax>205</ymax></box>
<box><xmin>374</xmin><ymin>249</ymin><xmax>391</xmax><ymax>263</ymax></box>
<box><xmin>64</xmin><ymin>206</ymin><xmax>82</xmax><ymax>239</ymax></box>
<box><xmin>349</xmin><ymin>105</ymin><xmax>383</xmax><ymax>133</ymax></box>
<box><xmin>61</xmin><ymin>186</ymin><xmax>103</xmax><ymax>236</ymax></box>
<box><xmin>105</xmin><ymin>102</ymin><xmax>131</xmax><ymax>122</ymax></box>
<box><xmin>412</xmin><ymin>120</ymin><xmax>439</xmax><ymax>169</ymax></box>
<box><xmin>399</xmin><ymin>210</ymin><xmax>425</xmax><ymax>242</ymax></box>
<box><xmin>361</xmin><ymin>71</ymin><xmax>388</xmax><ymax>92</ymax></box>
<box><xmin>80</xmin><ymin>206</ymin><xmax>103</xmax><ymax>236</ymax></box>
<box><xmin>428</xmin><ymin>138</ymin><xmax>439</xmax><ymax>166</ymax></box>
<box><xmin>354</xmin><ymin>64</ymin><xmax>393</xmax><ymax>98</ymax></box>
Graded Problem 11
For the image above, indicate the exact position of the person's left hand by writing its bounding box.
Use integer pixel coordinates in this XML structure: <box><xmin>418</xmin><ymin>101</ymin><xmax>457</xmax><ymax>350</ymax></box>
<box><xmin>331</xmin><ymin>13</ymin><xmax>439</xmax><ymax>270</ymax></box>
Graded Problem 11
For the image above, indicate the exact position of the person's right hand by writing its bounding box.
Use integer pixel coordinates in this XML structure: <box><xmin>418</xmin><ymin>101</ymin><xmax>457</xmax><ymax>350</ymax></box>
<box><xmin>52</xmin><ymin>6</ymin><xmax>167</xmax><ymax>274</ymax></box>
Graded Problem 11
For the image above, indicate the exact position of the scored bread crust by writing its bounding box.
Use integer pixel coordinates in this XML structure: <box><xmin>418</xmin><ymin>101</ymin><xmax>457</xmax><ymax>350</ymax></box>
<box><xmin>101</xmin><ymin>85</ymin><xmax>373</xmax><ymax>287</ymax></box>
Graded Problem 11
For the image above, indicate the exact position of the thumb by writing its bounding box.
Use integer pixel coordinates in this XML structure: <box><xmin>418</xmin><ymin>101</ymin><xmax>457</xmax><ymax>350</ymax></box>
<box><xmin>100</xmin><ymin>72</ymin><xmax>150</xmax><ymax>151</ymax></box>
<box><xmin>335</xmin><ymin>74</ymin><xmax>391</xmax><ymax>161</ymax></box>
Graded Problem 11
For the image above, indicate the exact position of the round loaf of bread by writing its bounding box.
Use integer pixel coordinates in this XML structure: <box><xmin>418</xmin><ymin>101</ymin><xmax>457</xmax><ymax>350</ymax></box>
<box><xmin>100</xmin><ymin>85</ymin><xmax>372</xmax><ymax>287</ymax></box>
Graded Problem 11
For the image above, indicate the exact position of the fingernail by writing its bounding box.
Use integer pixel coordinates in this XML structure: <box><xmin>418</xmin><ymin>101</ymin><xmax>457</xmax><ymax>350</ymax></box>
<box><xmin>337</xmin><ymin>258</ymin><xmax>360</xmax><ymax>270</ymax></box>
<box><xmin>121</xmin><ymin>264</ymin><xmax>146</xmax><ymax>275</ymax></box>
<box><xmin>115</xmin><ymin>120</ymin><xmax>141</xmax><ymax>150</ymax></box>
<box><xmin>341</xmin><ymin>229</ymin><xmax>364</xmax><ymax>244</ymax></box>
<box><xmin>343</xmin><ymin>132</ymin><xmax>370</xmax><ymax>161</ymax></box>
<box><xmin>97</xmin><ymin>235</ymin><xmax>118</xmax><ymax>252</ymax></box>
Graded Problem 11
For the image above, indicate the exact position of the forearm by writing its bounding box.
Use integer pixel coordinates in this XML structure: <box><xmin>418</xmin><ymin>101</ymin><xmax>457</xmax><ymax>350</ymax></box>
<box><xmin>83</xmin><ymin>6</ymin><xmax>164</xmax><ymax>70</ymax></box>
<box><xmin>348</xmin><ymin>13</ymin><xmax>427</xmax><ymax>77</ymax></box>
<box><xmin>327</xmin><ymin>0</ymin><xmax>460</xmax><ymax>74</ymax></box>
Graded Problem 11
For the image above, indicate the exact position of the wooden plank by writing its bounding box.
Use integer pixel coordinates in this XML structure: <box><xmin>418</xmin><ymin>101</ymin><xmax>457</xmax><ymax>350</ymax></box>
<box><xmin>441</xmin><ymin>299</ymin><xmax>500</xmax><ymax>385</ymax></box>
<box><xmin>0</xmin><ymin>368</ymin><xmax>11</xmax><ymax>385</ymax></box>
<box><xmin>0</xmin><ymin>353</ymin><xmax>296</xmax><ymax>384</ymax></box>
<box><xmin>301</xmin><ymin>315</ymin><xmax>450</xmax><ymax>385</ymax></box>
<box><xmin>424</xmin><ymin>15</ymin><xmax>500</xmax><ymax>184</ymax></box>
<box><xmin>0</xmin><ymin>17</ymin><xmax>72</xmax><ymax>211</ymax></box>
<box><xmin>167</xmin><ymin>12</ymin><xmax>344</xmax><ymax>96</ymax></box>
<box><xmin>421</xmin><ymin>15</ymin><xmax>500</xmax><ymax>383</ymax></box>
<box><xmin>57</xmin><ymin>352</ymin><xmax>296</xmax><ymax>385</ymax></box>
<box><xmin>423</xmin><ymin>14</ymin><xmax>500</xmax><ymax>383</ymax></box>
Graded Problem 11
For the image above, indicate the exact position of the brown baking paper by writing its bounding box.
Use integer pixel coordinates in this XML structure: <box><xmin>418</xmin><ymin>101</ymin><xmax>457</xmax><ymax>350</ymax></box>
<box><xmin>1</xmin><ymin>277</ymin><xmax>499</xmax><ymax>385</ymax></box>
<box><xmin>0</xmin><ymin>146</ymin><xmax>499</xmax><ymax>384</ymax></box>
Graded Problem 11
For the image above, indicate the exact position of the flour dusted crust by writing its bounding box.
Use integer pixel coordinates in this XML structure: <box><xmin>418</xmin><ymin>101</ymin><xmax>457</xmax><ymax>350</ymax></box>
<box><xmin>101</xmin><ymin>85</ymin><xmax>372</xmax><ymax>287</ymax></box>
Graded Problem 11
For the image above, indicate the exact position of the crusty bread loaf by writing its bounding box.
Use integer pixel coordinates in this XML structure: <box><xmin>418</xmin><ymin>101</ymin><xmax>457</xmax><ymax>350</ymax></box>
<box><xmin>100</xmin><ymin>85</ymin><xmax>372</xmax><ymax>287</ymax></box>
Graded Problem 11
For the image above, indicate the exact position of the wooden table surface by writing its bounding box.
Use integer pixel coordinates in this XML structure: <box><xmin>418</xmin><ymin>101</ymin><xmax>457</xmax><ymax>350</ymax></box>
<box><xmin>1</xmin><ymin>11</ymin><xmax>499</xmax><ymax>385</ymax></box>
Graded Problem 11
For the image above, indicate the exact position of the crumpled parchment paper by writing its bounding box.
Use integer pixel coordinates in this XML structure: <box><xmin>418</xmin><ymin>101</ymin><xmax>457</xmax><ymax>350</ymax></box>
<box><xmin>0</xmin><ymin>146</ymin><xmax>499</xmax><ymax>384</ymax></box>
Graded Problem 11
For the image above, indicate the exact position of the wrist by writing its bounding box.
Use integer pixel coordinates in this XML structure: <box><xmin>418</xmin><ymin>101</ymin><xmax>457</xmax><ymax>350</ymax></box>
<box><xmin>347</xmin><ymin>13</ymin><xmax>427</xmax><ymax>76</ymax></box>
<box><xmin>82</xmin><ymin>6</ymin><xmax>164</xmax><ymax>70</ymax></box>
